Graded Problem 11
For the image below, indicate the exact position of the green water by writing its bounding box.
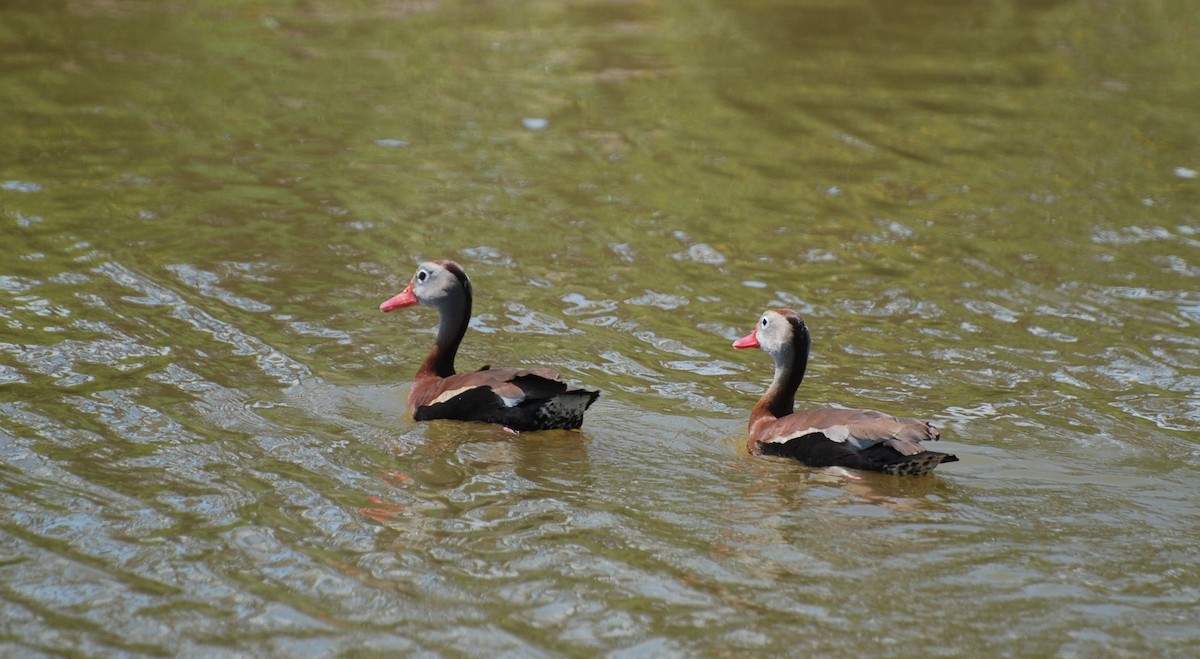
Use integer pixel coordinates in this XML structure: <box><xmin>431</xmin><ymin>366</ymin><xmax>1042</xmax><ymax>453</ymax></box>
<box><xmin>2</xmin><ymin>0</ymin><xmax>1199</xmax><ymax>655</ymax></box>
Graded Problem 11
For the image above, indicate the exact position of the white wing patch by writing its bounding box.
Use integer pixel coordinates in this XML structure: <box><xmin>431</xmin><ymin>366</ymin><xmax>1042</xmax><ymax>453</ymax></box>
<box><xmin>498</xmin><ymin>394</ymin><xmax>524</xmax><ymax>407</ymax></box>
<box><xmin>766</xmin><ymin>425</ymin><xmax>881</xmax><ymax>450</ymax></box>
<box><xmin>429</xmin><ymin>385</ymin><xmax>525</xmax><ymax>407</ymax></box>
<box><xmin>430</xmin><ymin>387</ymin><xmax>476</xmax><ymax>406</ymax></box>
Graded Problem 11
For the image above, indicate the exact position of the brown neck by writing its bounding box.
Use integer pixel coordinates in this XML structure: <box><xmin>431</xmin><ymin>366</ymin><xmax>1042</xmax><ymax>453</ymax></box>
<box><xmin>749</xmin><ymin>319</ymin><xmax>810</xmax><ymax>427</ymax></box>
<box><xmin>417</xmin><ymin>284</ymin><xmax>471</xmax><ymax>379</ymax></box>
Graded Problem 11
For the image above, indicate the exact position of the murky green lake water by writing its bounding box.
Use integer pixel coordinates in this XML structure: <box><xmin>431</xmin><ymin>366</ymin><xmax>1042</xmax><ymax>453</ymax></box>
<box><xmin>2</xmin><ymin>0</ymin><xmax>1199</xmax><ymax>655</ymax></box>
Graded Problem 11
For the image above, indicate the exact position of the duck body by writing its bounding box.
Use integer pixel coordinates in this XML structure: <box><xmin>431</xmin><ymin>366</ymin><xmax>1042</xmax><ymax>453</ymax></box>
<box><xmin>381</xmin><ymin>260</ymin><xmax>599</xmax><ymax>431</ymax></box>
<box><xmin>734</xmin><ymin>309</ymin><xmax>955</xmax><ymax>476</ymax></box>
<box><xmin>409</xmin><ymin>366</ymin><xmax>597</xmax><ymax>431</ymax></box>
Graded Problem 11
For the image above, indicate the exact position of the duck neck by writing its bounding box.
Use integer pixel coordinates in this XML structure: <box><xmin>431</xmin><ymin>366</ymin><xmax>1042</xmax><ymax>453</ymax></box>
<box><xmin>418</xmin><ymin>286</ymin><xmax>471</xmax><ymax>379</ymax></box>
<box><xmin>752</xmin><ymin>326</ymin><xmax>810</xmax><ymax>425</ymax></box>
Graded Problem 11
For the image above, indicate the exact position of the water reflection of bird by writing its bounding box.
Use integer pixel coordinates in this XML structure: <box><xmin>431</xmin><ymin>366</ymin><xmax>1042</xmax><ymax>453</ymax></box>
<box><xmin>359</xmin><ymin>421</ymin><xmax>592</xmax><ymax>528</ymax></box>
<box><xmin>379</xmin><ymin>260</ymin><xmax>599</xmax><ymax>431</ymax></box>
<box><xmin>733</xmin><ymin>309</ymin><xmax>956</xmax><ymax>476</ymax></box>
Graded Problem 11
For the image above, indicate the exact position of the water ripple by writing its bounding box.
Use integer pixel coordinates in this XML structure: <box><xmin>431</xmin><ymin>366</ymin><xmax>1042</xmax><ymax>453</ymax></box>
<box><xmin>97</xmin><ymin>262</ymin><xmax>310</xmax><ymax>385</ymax></box>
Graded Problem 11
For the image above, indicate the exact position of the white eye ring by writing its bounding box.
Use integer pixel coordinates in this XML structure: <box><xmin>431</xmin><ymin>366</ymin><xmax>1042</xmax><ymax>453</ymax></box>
<box><xmin>760</xmin><ymin>317</ymin><xmax>768</xmax><ymax>327</ymax></box>
<box><xmin>416</xmin><ymin>269</ymin><xmax>429</xmax><ymax>283</ymax></box>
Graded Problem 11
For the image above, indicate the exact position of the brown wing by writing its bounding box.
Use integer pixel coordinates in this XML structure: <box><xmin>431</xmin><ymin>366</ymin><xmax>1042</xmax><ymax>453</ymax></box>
<box><xmin>409</xmin><ymin>367</ymin><xmax>564</xmax><ymax>411</ymax></box>
<box><xmin>757</xmin><ymin>407</ymin><xmax>940</xmax><ymax>455</ymax></box>
<box><xmin>408</xmin><ymin>367</ymin><xmax>599</xmax><ymax>431</ymax></box>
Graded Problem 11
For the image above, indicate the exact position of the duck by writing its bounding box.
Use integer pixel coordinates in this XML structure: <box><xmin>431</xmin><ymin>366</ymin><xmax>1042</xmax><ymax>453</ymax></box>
<box><xmin>379</xmin><ymin>260</ymin><xmax>599</xmax><ymax>431</ymax></box>
<box><xmin>732</xmin><ymin>308</ymin><xmax>956</xmax><ymax>475</ymax></box>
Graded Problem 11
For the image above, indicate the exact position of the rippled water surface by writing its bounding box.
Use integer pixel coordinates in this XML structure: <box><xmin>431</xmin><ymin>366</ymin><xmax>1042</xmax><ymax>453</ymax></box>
<box><xmin>3</xmin><ymin>0</ymin><xmax>1199</xmax><ymax>655</ymax></box>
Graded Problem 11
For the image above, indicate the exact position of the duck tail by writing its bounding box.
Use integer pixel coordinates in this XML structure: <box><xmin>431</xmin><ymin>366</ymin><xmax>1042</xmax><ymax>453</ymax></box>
<box><xmin>882</xmin><ymin>451</ymin><xmax>958</xmax><ymax>476</ymax></box>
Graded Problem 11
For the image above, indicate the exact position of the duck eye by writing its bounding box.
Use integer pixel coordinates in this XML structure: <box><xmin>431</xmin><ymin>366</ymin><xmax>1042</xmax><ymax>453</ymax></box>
<box><xmin>416</xmin><ymin>269</ymin><xmax>429</xmax><ymax>284</ymax></box>
<box><xmin>760</xmin><ymin>317</ymin><xmax>768</xmax><ymax>328</ymax></box>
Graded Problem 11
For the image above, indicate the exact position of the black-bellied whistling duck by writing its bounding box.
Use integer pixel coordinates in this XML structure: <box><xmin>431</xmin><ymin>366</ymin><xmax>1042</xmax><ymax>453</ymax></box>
<box><xmin>732</xmin><ymin>309</ymin><xmax>956</xmax><ymax>475</ymax></box>
<box><xmin>379</xmin><ymin>260</ymin><xmax>599</xmax><ymax>431</ymax></box>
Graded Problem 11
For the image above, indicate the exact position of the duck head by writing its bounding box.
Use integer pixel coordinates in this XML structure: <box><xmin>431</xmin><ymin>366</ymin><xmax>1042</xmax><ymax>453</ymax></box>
<box><xmin>380</xmin><ymin>260</ymin><xmax>472</xmax><ymax>313</ymax></box>
<box><xmin>733</xmin><ymin>308</ymin><xmax>809</xmax><ymax>370</ymax></box>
